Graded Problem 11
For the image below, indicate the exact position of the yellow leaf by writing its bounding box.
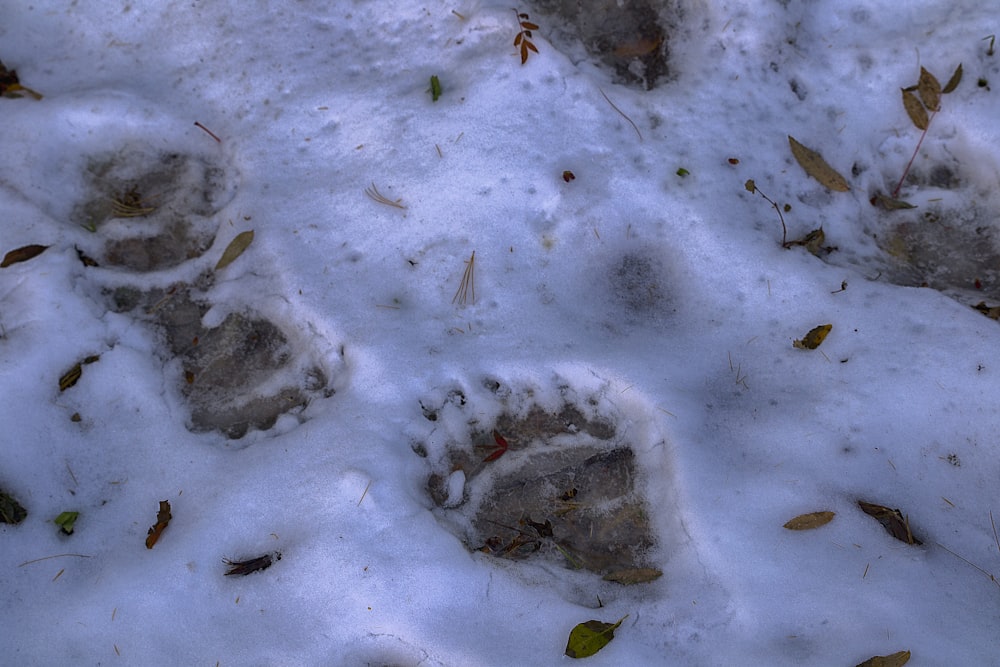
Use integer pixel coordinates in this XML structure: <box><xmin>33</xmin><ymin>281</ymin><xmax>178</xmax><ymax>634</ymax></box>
<box><xmin>565</xmin><ymin>616</ymin><xmax>627</xmax><ymax>659</ymax></box>
<box><xmin>788</xmin><ymin>136</ymin><xmax>850</xmax><ymax>192</ymax></box>
<box><xmin>602</xmin><ymin>568</ymin><xmax>663</xmax><ymax>585</ymax></box>
<box><xmin>855</xmin><ymin>649</ymin><xmax>911</xmax><ymax>667</ymax></box>
<box><xmin>917</xmin><ymin>66</ymin><xmax>941</xmax><ymax>111</ymax></box>
<box><xmin>783</xmin><ymin>511</ymin><xmax>835</xmax><ymax>530</ymax></box>
<box><xmin>901</xmin><ymin>89</ymin><xmax>928</xmax><ymax>130</ymax></box>
<box><xmin>215</xmin><ymin>230</ymin><xmax>254</xmax><ymax>271</ymax></box>
<box><xmin>793</xmin><ymin>323</ymin><xmax>832</xmax><ymax>350</ymax></box>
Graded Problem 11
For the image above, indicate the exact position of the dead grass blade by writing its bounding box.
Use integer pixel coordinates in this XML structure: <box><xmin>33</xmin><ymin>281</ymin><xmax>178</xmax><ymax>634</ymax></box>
<box><xmin>452</xmin><ymin>250</ymin><xmax>476</xmax><ymax>305</ymax></box>
<box><xmin>364</xmin><ymin>183</ymin><xmax>406</xmax><ymax>209</ymax></box>
<box><xmin>599</xmin><ymin>88</ymin><xmax>642</xmax><ymax>141</ymax></box>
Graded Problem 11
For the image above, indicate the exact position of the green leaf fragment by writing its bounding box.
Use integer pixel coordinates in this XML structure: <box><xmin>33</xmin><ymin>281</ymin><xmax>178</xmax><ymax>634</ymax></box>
<box><xmin>676</xmin><ymin>167</ymin><xmax>689</xmax><ymax>177</ymax></box>
<box><xmin>565</xmin><ymin>615</ymin><xmax>628</xmax><ymax>659</ymax></box>
<box><xmin>54</xmin><ymin>511</ymin><xmax>79</xmax><ymax>535</ymax></box>
<box><xmin>430</xmin><ymin>75</ymin><xmax>442</xmax><ymax>102</ymax></box>
<box><xmin>1</xmin><ymin>490</ymin><xmax>28</xmax><ymax>524</ymax></box>
<box><xmin>215</xmin><ymin>230</ymin><xmax>254</xmax><ymax>271</ymax></box>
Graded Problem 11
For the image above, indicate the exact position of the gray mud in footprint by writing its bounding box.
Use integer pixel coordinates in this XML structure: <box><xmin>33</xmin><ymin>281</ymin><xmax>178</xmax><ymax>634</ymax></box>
<box><xmin>110</xmin><ymin>282</ymin><xmax>335</xmax><ymax>440</ymax></box>
<box><xmin>425</xmin><ymin>401</ymin><xmax>660</xmax><ymax>582</ymax></box>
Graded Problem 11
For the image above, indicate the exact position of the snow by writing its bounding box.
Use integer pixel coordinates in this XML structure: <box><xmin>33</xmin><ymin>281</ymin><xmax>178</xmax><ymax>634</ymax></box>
<box><xmin>2</xmin><ymin>0</ymin><xmax>1000</xmax><ymax>664</ymax></box>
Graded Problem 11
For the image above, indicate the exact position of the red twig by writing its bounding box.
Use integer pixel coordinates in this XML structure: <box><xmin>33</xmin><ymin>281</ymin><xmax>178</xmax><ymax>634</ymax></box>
<box><xmin>194</xmin><ymin>121</ymin><xmax>222</xmax><ymax>143</ymax></box>
<box><xmin>892</xmin><ymin>110</ymin><xmax>936</xmax><ymax>199</ymax></box>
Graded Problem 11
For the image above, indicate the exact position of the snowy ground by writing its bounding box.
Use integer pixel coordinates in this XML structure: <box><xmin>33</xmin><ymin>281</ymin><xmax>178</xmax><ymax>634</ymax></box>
<box><xmin>2</xmin><ymin>1</ymin><xmax>1000</xmax><ymax>665</ymax></box>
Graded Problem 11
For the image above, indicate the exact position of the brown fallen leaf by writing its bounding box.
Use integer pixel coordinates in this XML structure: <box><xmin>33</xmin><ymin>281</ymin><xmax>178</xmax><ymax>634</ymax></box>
<box><xmin>901</xmin><ymin>88</ymin><xmax>929</xmax><ymax>130</ymax></box>
<box><xmin>75</xmin><ymin>246</ymin><xmax>99</xmax><ymax>267</ymax></box>
<box><xmin>602</xmin><ymin>568</ymin><xmax>663</xmax><ymax>585</ymax></box>
<box><xmin>145</xmin><ymin>500</ymin><xmax>172</xmax><ymax>549</ymax></box>
<box><xmin>224</xmin><ymin>552</ymin><xmax>280</xmax><ymax>576</ymax></box>
<box><xmin>215</xmin><ymin>230</ymin><xmax>254</xmax><ymax>271</ymax></box>
<box><xmin>858</xmin><ymin>501</ymin><xmax>921</xmax><ymax>545</ymax></box>
<box><xmin>856</xmin><ymin>649</ymin><xmax>910</xmax><ymax>667</ymax></box>
<box><xmin>788</xmin><ymin>136</ymin><xmax>850</xmax><ymax>192</ymax></box>
<box><xmin>783</xmin><ymin>511</ymin><xmax>835</xmax><ymax>530</ymax></box>
<box><xmin>2</xmin><ymin>244</ymin><xmax>48</xmax><ymax>268</ymax></box>
<box><xmin>793</xmin><ymin>324</ymin><xmax>832</xmax><ymax>350</ymax></box>
<box><xmin>973</xmin><ymin>302</ymin><xmax>1000</xmax><ymax>320</ymax></box>
<box><xmin>941</xmin><ymin>63</ymin><xmax>963</xmax><ymax>94</ymax></box>
<box><xmin>872</xmin><ymin>192</ymin><xmax>916</xmax><ymax>211</ymax></box>
<box><xmin>0</xmin><ymin>59</ymin><xmax>43</xmax><ymax>99</ymax></box>
<box><xmin>785</xmin><ymin>228</ymin><xmax>828</xmax><ymax>255</ymax></box>
<box><xmin>917</xmin><ymin>66</ymin><xmax>941</xmax><ymax>112</ymax></box>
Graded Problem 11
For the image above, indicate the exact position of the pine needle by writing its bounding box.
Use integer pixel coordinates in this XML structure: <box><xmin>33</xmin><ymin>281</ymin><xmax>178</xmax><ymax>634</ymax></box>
<box><xmin>364</xmin><ymin>183</ymin><xmax>406</xmax><ymax>209</ymax></box>
<box><xmin>452</xmin><ymin>250</ymin><xmax>476</xmax><ymax>305</ymax></box>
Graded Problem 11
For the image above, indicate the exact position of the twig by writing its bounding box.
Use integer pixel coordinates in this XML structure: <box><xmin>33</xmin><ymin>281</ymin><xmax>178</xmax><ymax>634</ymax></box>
<box><xmin>364</xmin><ymin>183</ymin><xmax>406</xmax><ymax>209</ymax></box>
<box><xmin>194</xmin><ymin>121</ymin><xmax>222</xmax><ymax>143</ymax></box>
<box><xmin>598</xmin><ymin>88</ymin><xmax>642</xmax><ymax>141</ymax></box>
<box><xmin>452</xmin><ymin>250</ymin><xmax>476</xmax><ymax>305</ymax></box>
<box><xmin>892</xmin><ymin>110</ymin><xmax>936</xmax><ymax>199</ymax></box>
<box><xmin>745</xmin><ymin>180</ymin><xmax>789</xmax><ymax>247</ymax></box>
<box><xmin>512</xmin><ymin>10</ymin><xmax>539</xmax><ymax>65</ymax></box>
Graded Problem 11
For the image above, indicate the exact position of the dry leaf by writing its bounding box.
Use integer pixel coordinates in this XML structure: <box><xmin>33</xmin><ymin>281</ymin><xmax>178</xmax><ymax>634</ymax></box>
<box><xmin>942</xmin><ymin>63</ymin><xmax>963</xmax><ymax>94</ymax></box>
<box><xmin>215</xmin><ymin>230</ymin><xmax>254</xmax><ymax>271</ymax></box>
<box><xmin>0</xmin><ymin>59</ymin><xmax>42</xmax><ymax>99</ymax></box>
<box><xmin>917</xmin><ymin>67</ymin><xmax>941</xmax><ymax>111</ymax></box>
<box><xmin>783</xmin><ymin>511</ymin><xmax>835</xmax><ymax>530</ymax></box>
<box><xmin>856</xmin><ymin>649</ymin><xmax>911</xmax><ymax>667</ymax></box>
<box><xmin>1</xmin><ymin>244</ymin><xmax>48</xmax><ymax>268</ymax></box>
<box><xmin>602</xmin><ymin>568</ymin><xmax>663</xmax><ymax>585</ymax></box>
<box><xmin>565</xmin><ymin>616</ymin><xmax>627</xmax><ymax>659</ymax></box>
<box><xmin>783</xmin><ymin>228</ymin><xmax>827</xmax><ymax>255</ymax></box>
<box><xmin>973</xmin><ymin>302</ymin><xmax>1000</xmax><ymax>320</ymax></box>
<box><xmin>0</xmin><ymin>489</ymin><xmax>28</xmax><ymax>524</ymax></box>
<box><xmin>76</xmin><ymin>246</ymin><xmax>99</xmax><ymax>267</ymax></box>
<box><xmin>224</xmin><ymin>552</ymin><xmax>281</xmax><ymax>576</ymax></box>
<box><xmin>873</xmin><ymin>192</ymin><xmax>916</xmax><ymax>210</ymax></box>
<box><xmin>145</xmin><ymin>500</ymin><xmax>172</xmax><ymax>549</ymax></box>
<box><xmin>901</xmin><ymin>89</ymin><xmax>928</xmax><ymax>130</ymax></box>
<box><xmin>58</xmin><ymin>355</ymin><xmax>101</xmax><ymax>392</ymax></box>
<box><xmin>788</xmin><ymin>136</ymin><xmax>850</xmax><ymax>192</ymax></box>
<box><xmin>793</xmin><ymin>324</ymin><xmax>832</xmax><ymax>350</ymax></box>
<box><xmin>858</xmin><ymin>501</ymin><xmax>921</xmax><ymax>545</ymax></box>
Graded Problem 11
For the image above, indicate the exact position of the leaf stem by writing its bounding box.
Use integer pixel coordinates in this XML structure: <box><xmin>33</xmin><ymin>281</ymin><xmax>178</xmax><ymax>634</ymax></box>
<box><xmin>892</xmin><ymin>109</ymin><xmax>936</xmax><ymax>199</ymax></box>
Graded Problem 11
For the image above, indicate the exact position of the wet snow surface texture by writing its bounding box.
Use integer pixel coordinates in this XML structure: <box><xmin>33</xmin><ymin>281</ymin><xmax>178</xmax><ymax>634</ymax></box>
<box><xmin>2</xmin><ymin>0</ymin><xmax>1000</xmax><ymax>665</ymax></box>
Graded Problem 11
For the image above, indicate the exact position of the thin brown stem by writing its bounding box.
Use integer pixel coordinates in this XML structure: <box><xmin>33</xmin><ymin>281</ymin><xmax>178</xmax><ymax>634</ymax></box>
<box><xmin>892</xmin><ymin>110</ymin><xmax>936</xmax><ymax>199</ymax></box>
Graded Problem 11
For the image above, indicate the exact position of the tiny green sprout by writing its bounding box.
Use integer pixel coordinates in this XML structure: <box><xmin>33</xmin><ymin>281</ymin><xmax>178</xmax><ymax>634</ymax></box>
<box><xmin>676</xmin><ymin>167</ymin><xmax>690</xmax><ymax>177</ymax></box>
<box><xmin>54</xmin><ymin>511</ymin><xmax>79</xmax><ymax>535</ymax></box>
<box><xmin>429</xmin><ymin>75</ymin><xmax>442</xmax><ymax>102</ymax></box>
